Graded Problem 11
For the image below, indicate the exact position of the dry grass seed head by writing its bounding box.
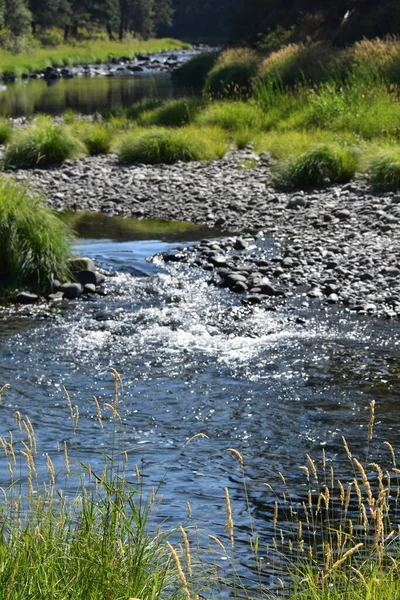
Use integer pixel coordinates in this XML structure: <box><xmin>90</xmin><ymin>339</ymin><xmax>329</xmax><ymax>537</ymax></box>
<box><xmin>384</xmin><ymin>441</ymin><xmax>396</xmax><ymax>467</ymax></box>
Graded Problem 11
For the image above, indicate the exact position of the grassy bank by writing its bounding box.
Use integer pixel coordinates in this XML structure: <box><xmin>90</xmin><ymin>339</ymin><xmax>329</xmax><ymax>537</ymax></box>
<box><xmin>0</xmin><ymin>38</ymin><xmax>190</xmax><ymax>78</ymax></box>
<box><xmin>0</xmin><ymin>375</ymin><xmax>398</xmax><ymax>599</ymax></box>
<box><xmin>4</xmin><ymin>37</ymin><xmax>400</xmax><ymax>189</ymax></box>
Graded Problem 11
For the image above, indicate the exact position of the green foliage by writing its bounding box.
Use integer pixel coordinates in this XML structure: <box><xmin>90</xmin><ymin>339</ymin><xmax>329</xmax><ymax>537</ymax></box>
<box><xmin>139</xmin><ymin>97</ymin><xmax>206</xmax><ymax>127</ymax></box>
<box><xmin>0</xmin><ymin>176</ymin><xmax>72</xmax><ymax>294</ymax></box>
<box><xmin>116</xmin><ymin>126</ymin><xmax>228</xmax><ymax>164</ymax></box>
<box><xmin>75</xmin><ymin>122</ymin><xmax>113</xmax><ymax>155</ymax></box>
<box><xmin>4</xmin><ymin>116</ymin><xmax>84</xmax><ymax>168</ymax></box>
<box><xmin>272</xmin><ymin>143</ymin><xmax>359</xmax><ymax>189</ymax></box>
<box><xmin>124</xmin><ymin>97</ymin><xmax>166</xmax><ymax>121</ymax></box>
<box><xmin>368</xmin><ymin>148</ymin><xmax>400</xmax><ymax>190</ymax></box>
<box><xmin>195</xmin><ymin>100</ymin><xmax>264</xmax><ymax>131</ymax></box>
<box><xmin>203</xmin><ymin>48</ymin><xmax>260</xmax><ymax>98</ymax></box>
<box><xmin>172</xmin><ymin>51</ymin><xmax>218</xmax><ymax>88</ymax></box>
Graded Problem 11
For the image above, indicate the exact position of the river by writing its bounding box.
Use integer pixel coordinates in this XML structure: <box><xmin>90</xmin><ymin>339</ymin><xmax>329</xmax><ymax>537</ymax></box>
<box><xmin>1</xmin><ymin>213</ymin><xmax>400</xmax><ymax>593</ymax></box>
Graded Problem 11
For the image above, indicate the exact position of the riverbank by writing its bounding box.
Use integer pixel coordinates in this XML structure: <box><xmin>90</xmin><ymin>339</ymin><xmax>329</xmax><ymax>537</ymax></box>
<box><xmin>0</xmin><ymin>38</ymin><xmax>191</xmax><ymax>80</ymax></box>
<box><xmin>11</xmin><ymin>149</ymin><xmax>400</xmax><ymax>319</ymax></box>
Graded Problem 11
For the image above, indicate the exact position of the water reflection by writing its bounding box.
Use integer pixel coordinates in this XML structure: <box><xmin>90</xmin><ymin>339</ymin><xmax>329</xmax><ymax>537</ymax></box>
<box><xmin>0</xmin><ymin>74</ymin><xmax>189</xmax><ymax>117</ymax></box>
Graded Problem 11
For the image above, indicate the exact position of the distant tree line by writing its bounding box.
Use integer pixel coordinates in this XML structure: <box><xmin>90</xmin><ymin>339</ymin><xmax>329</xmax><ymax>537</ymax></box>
<box><xmin>0</xmin><ymin>0</ymin><xmax>174</xmax><ymax>41</ymax></box>
<box><xmin>0</xmin><ymin>0</ymin><xmax>399</xmax><ymax>46</ymax></box>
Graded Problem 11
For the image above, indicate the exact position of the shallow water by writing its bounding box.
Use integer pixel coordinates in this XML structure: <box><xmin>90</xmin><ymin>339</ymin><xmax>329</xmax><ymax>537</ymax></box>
<box><xmin>1</xmin><ymin>214</ymin><xmax>400</xmax><ymax>592</ymax></box>
<box><xmin>0</xmin><ymin>73</ymin><xmax>189</xmax><ymax>117</ymax></box>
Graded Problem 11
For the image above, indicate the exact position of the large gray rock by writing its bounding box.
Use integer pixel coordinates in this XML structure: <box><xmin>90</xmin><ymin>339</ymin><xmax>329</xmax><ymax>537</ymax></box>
<box><xmin>69</xmin><ymin>257</ymin><xmax>96</xmax><ymax>273</ymax></box>
<box><xmin>76</xmin><ymin>270</ymin><xmax>105</xmax><ymax>286</ymax></box>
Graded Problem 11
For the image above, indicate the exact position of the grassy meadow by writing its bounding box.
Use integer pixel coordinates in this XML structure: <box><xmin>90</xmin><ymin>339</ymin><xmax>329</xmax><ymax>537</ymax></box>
<box><xmin>0</xmin><ymin>374</ymin><xmax>399</xmax><ymax>599</ymax></box>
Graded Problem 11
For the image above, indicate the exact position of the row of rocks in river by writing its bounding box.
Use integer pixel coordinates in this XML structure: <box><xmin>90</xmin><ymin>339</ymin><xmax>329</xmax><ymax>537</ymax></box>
<box><xmin>2</xmin><ymin>46</ymin><xmax>210</xmax><ymax>82</ymax></box>
<box><xmin>12</xmin><ymin>148</ymin><xmax>400</xmax><ymax>318</ymax></box>
<box><xmin>15</xmin><ymin>257</ymin><xmax>106</xmax><ymax>304</ymax></box>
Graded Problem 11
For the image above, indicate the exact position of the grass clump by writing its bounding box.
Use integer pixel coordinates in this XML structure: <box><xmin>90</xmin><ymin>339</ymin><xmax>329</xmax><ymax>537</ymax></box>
<box><xmin>4</xmin><ymin>116</ymin><xmax>84</xmax><ymax>169</ymax></box>
<box><xmin>75</xmin><ymin>122</ymin><xmax>113</xmax><ymax>155</ymax></box>
<box><xmin>195</xmin><ymin>100</ymin><xmax>264</xmax><ymax>132</ymax></box>
<box><xmin>0</xmin><ymin>118</ymin><xmax>12</xmax><ymax>144</ymax></box>
<box><xmin>139</xmin><ymin>97</ymin><xmax>206</xmax><ymax>127</ymax></box>
<box><xmin>368</xmin><ymin>148</ymin><xmax>400</xmax><ymax>190</ymax></box>
<box><xmin>203</xmin><ymin>48</ymin><xmax>260</xmax><ymax>98</ymax></box>
<box><xmin>272</xmin><ymin>143</ymin><xmax>359</xmax><ymax>189</ymax></box>
<box><xmin>0</xmin><ymin>176</ymin><xmax>72</xmax><ymax>294</ymax></box>
<box><xmin>172</xmin><ymin>51</ymin><xmax>218</xmax><ymax>88</ymax></box>
<box><xmin>116</xmin><ymin>126</ymin><xmax>227</xmax><ymax>165</ymax></box>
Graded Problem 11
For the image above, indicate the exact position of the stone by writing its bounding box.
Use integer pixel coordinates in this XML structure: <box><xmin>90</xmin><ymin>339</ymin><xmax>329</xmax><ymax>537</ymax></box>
<box><xmin>69</xmin><ymin>257</ymin><xmax>96</xmax><ymax>272</ymax></box>
<box><xmin>83</xmin><ymin>283</ymin><xmax>96</xmax><ymax>294</ymax></box>
<box><xmin>15</xmin><ymin>292</ymin><xmax>39</xmax><ymax>304</ymax></box>
<box><xmin>61</xmin><ymin>283</ymin><xmax>83</xmax><ymax>299</ymax></box>
<box><xmin>76</xmin><ymin>270</ymin><xmax>105</xmax><ymax>286</ymax></box>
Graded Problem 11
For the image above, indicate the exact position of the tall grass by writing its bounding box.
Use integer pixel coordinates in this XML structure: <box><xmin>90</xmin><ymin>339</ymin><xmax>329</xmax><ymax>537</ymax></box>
<box><xmin>0</xmin><ymin>38</ymin><xmax>191</xmax><ymax>78</ymax></box>
<box><xmin>116</xmin><ymin>126</ymin><xmax>228</xmax><ymax>164</ymax></box>
<box><xmin>0</xmin><ymin>373</ymin><xmax>213</xmax><ymax>599</ymax></box>
<box><xmin>195</xmin><ymin>100</ymin><xmax>265</xmax><ymax>132</ymax></box>
<box><xmin>4</xmin><ymin>116</ymin><xmax>84</xmax><ymax>169</ymax></box>
<box><xmin>74</xmin><ymin>122</ymin><xmax>114</xmax><ymax>155</ymax></box>
<box><xmin>368</xmin><ymin>147</ymin><xmax>400</xmax><ymax>190</ymax></box>
<box><xmin>0</xmin><ymin>176</ymin><xmax>72</xmax><ymax>294</ymax></box>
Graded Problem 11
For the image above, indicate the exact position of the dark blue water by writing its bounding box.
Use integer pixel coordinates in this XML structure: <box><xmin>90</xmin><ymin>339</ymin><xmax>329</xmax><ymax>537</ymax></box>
<box><xmin>1</xmin><ymin>215</ymin><xmax>400</xmax><ymax>592</ymax></box>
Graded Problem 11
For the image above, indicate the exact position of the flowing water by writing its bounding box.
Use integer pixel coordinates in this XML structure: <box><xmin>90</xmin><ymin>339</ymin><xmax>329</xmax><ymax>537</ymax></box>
<box><xmin>1</xmin><ymin>213</ymin><xmax>400</xmax><ymax>592</ymax></box>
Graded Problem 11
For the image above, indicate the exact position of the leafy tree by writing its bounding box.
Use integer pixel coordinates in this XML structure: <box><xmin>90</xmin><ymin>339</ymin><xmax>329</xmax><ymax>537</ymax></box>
<box><xmin>5</xmin><ymin>0</ymin><xmax>32</xmax><ymax>36</ymax></box>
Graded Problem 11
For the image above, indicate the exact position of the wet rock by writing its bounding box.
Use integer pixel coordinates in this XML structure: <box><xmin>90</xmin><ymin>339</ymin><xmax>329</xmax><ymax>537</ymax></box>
<box><xmin>233</xmin><ymin>238</ymin><xmax>249</xmax><ymax>250</ymax></box>
<box><xmin>83</xmin><ymin>283</ymin><xmax>96</xmax><ymax>294</ymax></box>
<box><xmin>15</xmin><ymin>291</ymin><xmax>39</xmax><ymax>304</ymax></box>
<box><xmin>76</xmin><ymin>270</ymin><xmax>105</xmax><ymax>286</ymax></box>
<box><xmin>61</xmin><ymin>283</ymin><xmax>83</xmax><ymax>299</ymax></box>
<box><xmin>69</xmin><ymin>257</ymin><xmax>96</xmax><ymax>272</ymax></box>
<box><xmin>47</xmin><ymin>291</ymin><xmax>64</xmax><ymax>301</ymax></box>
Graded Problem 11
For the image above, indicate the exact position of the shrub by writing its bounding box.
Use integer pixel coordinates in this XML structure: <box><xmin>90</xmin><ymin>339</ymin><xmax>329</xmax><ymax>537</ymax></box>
<box><xmin>139</xmin><ymin>97</ymin><xmax>206</xmax><ymax>127</ymax></box>
<box><xmin>203</xmin><ymin>48</ymin><xmax>260</xmax><ymax>98</ymax></box>
<box><xmin>75</xmin><ymin>122</ymin><xmax>113</xmax><ymax>155</ymax></box>
<box><xmin>4</xmin><ymin>116</ymin><xmax>84</xmax><ymax>169</ymax></box>
<box><xmin>196</xmin><ymin>100</ymin><xmax>264</xmax><ymax>132</ymax></box>
<box><xmin>368</xmin><ymin>148</ymin><xmax>400</xmax><ymax>190</ymax></box>
<box><xmin>172</xmin><ymin>51</ymin><xmax>218</xmax><ymax>88</ymax></box>
<box><xmin>116</xmin><ymin>126</ymin><xmax>227</xmax><ymax>165</ymax></box>
<box><xmin>0</xmin><ymin>176</ymin><xmax>72</xmax><ymax>294</ymax></box>
<box><xmin>272</xmin><ymin>143</ymin><xmax>358</xmax><ymax>189</ymax></box>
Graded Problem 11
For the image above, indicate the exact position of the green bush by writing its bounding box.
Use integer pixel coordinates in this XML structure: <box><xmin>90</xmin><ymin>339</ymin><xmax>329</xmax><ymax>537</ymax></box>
<box><xmin>4</xmin><ymin>116</ymin><xmax>84</xmax><ymax>169</ymax></box>
<box><xmin>0</xmin><ymin>176</ymin><xmax>72</xmax><ymax>294</ymax></box>
<box><xmin>172</xmin><ymin>51</ymin><xmax>218</xmax><ymax>88</ymax></box>
<box><xmin>140</xmin><ymin>97</ymin><xmax>206</xmax><ymax>127</ymax></box>
<box><xmin>116</xmin><ymin>126</ymin><xmax>228</xmax><ymax>165</ymax></box>
<box><xmin>196</xmin><ymin>100</ymin><xmax>264</xmax><ymax>132</ymax></box>
<box><xmin>272</xmin><ymin>144</ymin><xmax>358</xmax><ymax>189</ymax></box>
<box><xmin>75</xmin><ymin>122</ymin><xmax>113</xmax><ymax>155</ymax></box>
<box><xmin>203</xmin><ymin>48</ymin><xmax>260</xmax><ymax>98</ymax></box>
<box><xmin>368</xmin><ymin>149</ymin><xmax>400</xmax><ymax>190</ymax></box>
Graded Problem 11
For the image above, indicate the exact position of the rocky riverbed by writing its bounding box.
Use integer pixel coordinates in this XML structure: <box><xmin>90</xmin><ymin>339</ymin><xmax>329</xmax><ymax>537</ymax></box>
<box><xmin>12</xmin><ymin>149</ymin><xmax>400</xmax><ymax>318</ymax></box>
